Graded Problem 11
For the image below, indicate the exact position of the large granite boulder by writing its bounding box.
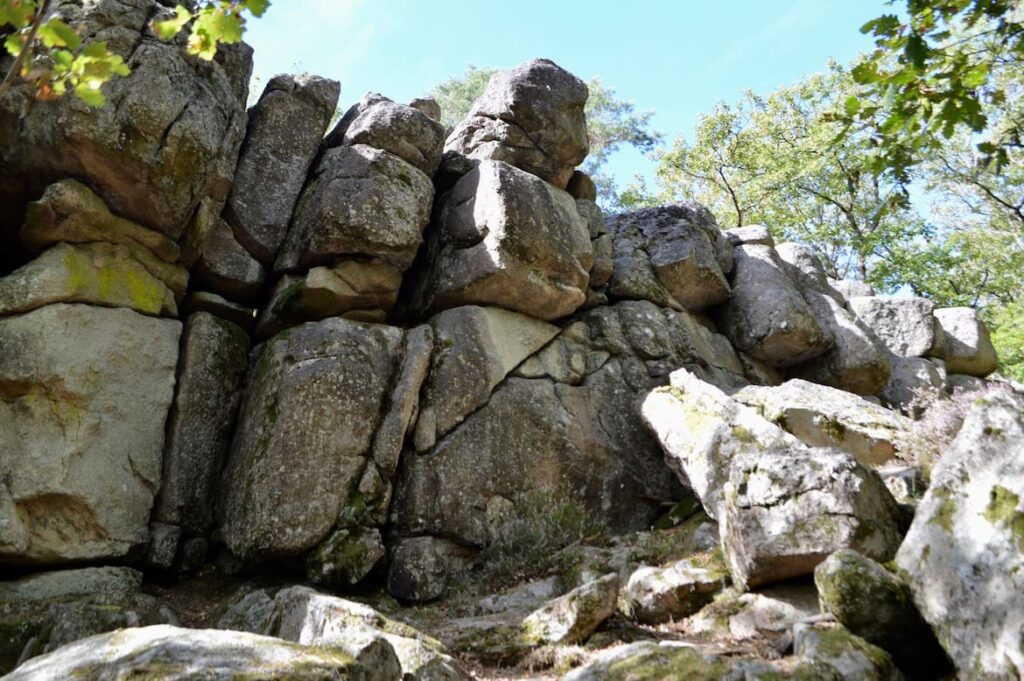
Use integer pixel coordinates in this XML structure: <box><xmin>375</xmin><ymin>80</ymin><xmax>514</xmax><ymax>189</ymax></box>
<box><xmin>325</xmin><ymin>94</ymin><xmax>446</xmax><ymax>176</ymax></box>
<box><xmin>409</xmin><ymin>160</ymin><xmax>593</xmax><ymax>321</ymax></box>
<box><xmin>189</xmin><ymin>204</ymin><xmax>267</xmax><ymax>304</ymax></box>
<box><xmin>0</xmin><ymin>567</ymin><xmax>177</xmax><ymax>674</ymax></box>
<box><xmin>276</xmin><ymin>144</ymin><xmax>434</xmax><ymax>274</ymax></box>
<box><xmin>878</xmin><ymin>356</ymin><xmax>947</xmax><ymax>417</ymax></box>
<box><xmin>442</xmin><ymin>58</ymin><xmax>588</xmax><ymax>188</ymax></box>
<box><xmin>152</xmin><ymin>313</ymin><xmax>250</xmax><ymax>540</ymax></box>
<box><xmin>225</xmin><ymin>73</ymin><xmax>340</xmax><ymax>264</ymax></box>
<box><xmin>933</xmin><ymin>306</ymin><xmax>998</xmax><ymax>376</ymax></box>
<box><xmin>5</xmin><ymin>625</ymin><xmax>372</xmax><ymax>680</ymax></box>
<box><xmin>735</xmin><ymin>380</ymin><xmax>913</xmax><ymax>466</ymax></box>
<box><xmin>847</xmin><ymin>297</ymin><xmax>942</xmax><ymax>358</ymax></box>
<box><xmin>896</xmin><ymin>389</ymin><xmax>1024</xmax><ymax>678</ymax></box>
<box><xmin>219</xmin><ymin>318</ymin><xmax>403</xmax><ymax>560</ymax></box>
<box><xmin>605</xmin><ymin>202</ymin><xmax>732</xmax><ymax>312</ymax></box>
<box><xmin>0</xmin><ymin>0</ymin><xmax>248</xmax><ymax>248</ymax></box>
<box><xmin>621</xmin><ymin>558</ymin><xmax>728</xmax><ymax>625</ymax></box>
<box><xmin>0</xmin><ymin>304</ymin><xmax>180</xmax><ymax>564</ymax></box>
<box><xmin>717</xmin><ymin>244</ymin><xmax>832</xmax><ymax>368</ymax></box>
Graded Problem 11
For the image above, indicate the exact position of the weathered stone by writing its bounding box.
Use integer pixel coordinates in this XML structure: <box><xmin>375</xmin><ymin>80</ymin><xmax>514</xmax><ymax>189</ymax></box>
<box><xmin>413</xmin><ymin>305</ymin><xmax>559</xmax><ymax>451</ymax></box>
<box><xmin>878</xmin><ymin>356</ymin><xmax>947</xmax><ymax>417</ymax></box>
<box><xmin>277</xmin><ymin>144</ymin><xmax>434</xmax><ymax>273</ymax></box>
<box><xmin>20</xmin><ymin>179</ymin><xmax>179</xmax><ymax>263</ymax></box>
<box><xmin>567</xmin><ymin>170</ymin><xmax>598</xmax><ymax>201</ymax></box>
<box><xmin>522</xmin><ymin>573</ymin><xmax>619</xmax><ymax>645</ymax></box>
<box><xmin>410</xmin><ymin>160</ymin><xmax>592</xmax><ymax>321</ymax></box>
<box><xmin>306</xmin><ymin>526</ymin><xmax>386</xmax><ymax>588</ymax></box>
<box><xmin>717</xmin><ymin>244</ymin><xmax>832</xmax><ymax>368</ymax></box>
<box><xmin>724</xmin><ymin>224</ymin><xmax>774</xmax><ymax>247</ymax></box>
<box><xmin>776</xmin><ymin>242</ymin><xmax>837</xmax><ymax>299</ymax></box>
<box><xmin>564</xmin><ymin>641</ymin><xmax>789</xmax><ymax>680</ymax></box>
<box><xmin>145</xmin><ymin>521</ymin><xmax>180</xmax><ymax>570</ymax></box>
<box><xmin>794</xmin><ymin>623</ymin><xmax>904</xmax><ymax>681</ymax></box>
<box><xmin>791</xmin><ymin>290</ymin><xmax>892</xmax><ymax>395</ymax></box>
<box><xmin>735</xmin><ymin>380</ymin><xmax>913</xmax><ymax>466</ymax></box>
<box><xmin>577</xmin><ymin>198</ymin><xmax>614</xmax><ymax>288</ymax></box>
<box><xmin>371</xmin><ymin>325</ymin><xmax>433</xmax><ymax>477</ymax></box>
<box><xmin>621</xmin><ymin>558</ymin><xmax>728</xmax><ymax>625</ymax></box>
<box><xmin>688</xmin><ymin>583</ymin><xmax>821</xmax><ymax>640</ymax></box>
<box><xmin>255</xmin><ymin>261</ymin><xmax>400</xmax><ymax>339</ymax></box>
<box><xmin>182</xmin><ymin>290</ymin><xmax>255</xmax><ymax>332</ymax></box>
<box><xmin>408</xmin><ymin>96</ymin><xmax>442</xmax><ymax>122</ymax></box>
<box><xmin>442</xmin><ymin>58</ymin><xmax>588</xmax><ymax>188</ymax></box>
<box><xmin>153</xmin><ymin>312</ymin><xmax>250</xmax><ymax>534</ymax></box>
<box><xmin>326</xmin><ymin>95</ymin><xmax>446</xmax><ymax>176</ymax></box>
<box><xmin>213</xmin><ymin>41</ymin><xmax>254</xmax><ymax>106</ymax></box>
<box><xmin>738</xmin><ymin>352</ymin><xmax>784</xmax><ymax>386</ymax></box>
<box><xmin>0</xmin><ymin>304</ymin><xmax>180</xmax><ymax>564</ymax></box>
<box><xmin>605</xmin><ymin>202</ymin><xmax>732</xmax><ymax>312</ymax></box>
<box><xmin>0</xmin><ymin>567</ymin><xmax>176</xmax><ymax>674</ymax></box>
<box><xmin>225</xmin><ymin>73</ymin><xmax>340</xmax><ymax>264</ymax></box>
<box><xmin>847</xmin><ymin>297</ymin><xmax>940</xmax><ymax>358</ymax></box>
<box><xmin>387</xmin><ymin>537</ymin><xmax>476</xmax><ymax>603</ymax></box>
<box><xmin>933</xmin><ymin>306</ymin><xmax>998</xmax><ymax>376</ymax></box>
<box><xmin>829</xmin><ymin>278</ymin><xmax>875</xmax><ymax>301</ymax></box>
<box><xmin>0</xmin><ymin>0</ymin><xmax>247</xmax><ymax>242</ymax></box>
<box><xmin>192</xmin><ymin>212</ymin><xmax>267</xmax><ymax>304</ymax></box>
<box><xmin>877</xmin><ymin>465</ymin><xmax>927</xmax><ymax>504</ymax></box>
<box><xmin>218</xmin><ymin>318</ymin><xmax>402</xmax><ymax>560</ymax></box>
<box><xmin>895</xmin><ymin>389</ymin><xmax>1024</xmax><ymax>678</ymax></box>
<box><xmin>0</xmin><ymin>242</ymin><xmax>177</xmax><ymax>317</ymax></box>
<box><xmin>815</xmin><ymin>549</ymin><xmax>949</xmax><ymax>679</ymax></box>
<box><xmin>722</xmin><ymin>445</ymin><xmax>902</xmax><ymax>590</ymax></box>
<box><xmin>5</xmin><ymin>625</ymin><xmax>370</xmax><ymax>680</ymax></box>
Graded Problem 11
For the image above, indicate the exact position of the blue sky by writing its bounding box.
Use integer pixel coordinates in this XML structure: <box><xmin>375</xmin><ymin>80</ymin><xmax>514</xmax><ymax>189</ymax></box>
<box><xmin>244</xmin><ymin>0</ymin><xmax>890</xmax><ymax>185</ymax></box>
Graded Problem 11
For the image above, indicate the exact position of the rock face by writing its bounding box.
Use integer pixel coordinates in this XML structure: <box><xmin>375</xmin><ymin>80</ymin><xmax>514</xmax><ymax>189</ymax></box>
<box><xmin>605</xmin><ymin>202</ymin><xmax>732</xmax><ymax>312</ymax></box>
<box><xmin>621</xmin><ymin>558</ymin><xmax>728</xmax><ymax>624</ymax></box>
<box><xmin>0</xmin><ymin>0</ymin><xmax>248</xmax><ymax>244</ymax></box>
<box><xmin>153</xmin><ymin>313</ymin><xmax>250</xmax><ymax>542</ymax></box>
<box><xmin>717</xmin><ymin>244</ymin><xmax>832</xmax><ymax>368</ymax></box>
<box><xmin>896</xmin><ymin>389</ymin><xmax>1024</xmax><ymax>678</ymax></box>
<box><xmin>225</xmin><ymin>74</ymin><xmax>340</xmax><ymax>264</ymax></box>
<box><xmin>443</xmin><ymin>58</ymin><xmax>588</xmax><ymax>188</ymax></box>
<box><xmin>410</xmin><ymin>160</ymin><xmax>593</xmax><ymax>321</ymax></box>
<box><xmin>735</xmin><ymin>380</ymin><xmax>913</xmax><ymax>466</ymax></box>
<box><xmin>643</xmin><ymin>369</ymin><xmax>902</xmax><ymax>590</ymax></box>
<box><xmin>218</xmin><ymin>318</ymin><xmax>403</xmax><ymax>560</ymax></box>
<box><xmin>933</xmin><ymin>306</ymin><xmax>999</xmax><ymax>376</ymax></box>
<box><xmin>5</xmin><ymin>625</ymin><xmax>370</xmax><ymax>681</ymax></box>
<box><xmin>0</xmin><ymin>304</ymin><xmax>180</xmax><ymax>564</ymax></box>
<box><xmin>847</xmin><ymin>296</ymin><xmax>941</xmax><ymax>358</ymax></box>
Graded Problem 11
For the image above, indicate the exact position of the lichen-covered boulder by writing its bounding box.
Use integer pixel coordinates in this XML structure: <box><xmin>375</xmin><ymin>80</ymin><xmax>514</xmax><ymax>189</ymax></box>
<box><xmin>895</xmin><ymin>389</ymin><xmax>1024</xmax><ymax>678</ymax></box>
<box><xmin>0</xmin><ymin>567</ymin><xmax>176</xmax><ymax>674</ymax></box>
<box><xmin>4</xmin><ymin>625</ymin><xmax>371</xmax><ymax>680</ymax></box>
<box><xmin>442</xmin><ymin>58</ymin><xmax>588</xmax><ymax>188</ymax></box>
<box><xmin>305</xmin><ymin>526</ymin><xmax>386</xmax><ymax>588</ymax></box>
<box><xmin>218</xmin><ymin>317</ymin><xmax>403</xmax><ymax>560</ymax></box>
<box><xmin>814</xmin><ymin>549</ymin><xmax>949</xmax><ymax>680</ymax></box>
<box><xmin>191</xmin><ymin>209</ymin><xmax>267</xmax><ymax>304</ymax></box>
<box><xmin>0</xmin><ymin>304</ymin><xmax>180</xmax><ymax>564</ymax></box>
<box><xmin>717</xmin><ymin>244</ymin><xmax>832</xmax><ymax>368</ymax></box>
<box><xmin>735</xmin><ymin>380</ymin><xmax>913</xmax><ymax>466</ymax></box>
<box><xmin>688</xmin><ymin>583</ymin><xmax>820</xmax><ymax>641</ymax></box>
<box><xmin>522</xmin><ymin>573</ymin><xmax>619</xmax><ymax>645</ymax></box>
<box><xmin>794</xmin><ymin>623</ymin><xmax>904</xmax><ymax>681</ymax></box>
<box><xmin>409</xmin><ymin>160</ymin><xmax>593</xmax><ymax>321</ymax></box>
<box><xmin>0</xmin><ymin>242</ymin><xmax>177</xmax><ymax>317</ymax></box>
<box><xmin>225</xmin><ymin>73</ymin><xmax>340</xmax><ymax>264</ymax></box>
<box><xmin>387</xmin><ymin>537</ymin><xmax>475</xmax><ymax>603</ymax></box>
<box><xmin>621</xmin><ymin>558</ymin><xmax>728</xmax><ymax>625</ymax></box>
<box><xmin>605</xmin><ymin>202</ymin><xmax>732</xmax><ymax>312</ymax></box>
<box><xmin>776</xmin><ymin>242</ymin><xmax>837</xmax><ymax>301</ymax></box>
<box><xmin>325</xmin><ymin>94</ymin><xmax>446</xmax><ymax>176</ymax></box>
<box><xmin>877</xmin><ymin>356</ymin><xmax>947</xmax><ymax>417</ymax></box>
<box><xmin>0</xmin><ymin>0</ymin><xmax>248</xmax><ymax>245</ymax></box>
<box><xmin>563</xmin><ymin>641</ymin><xmax>793</xmax><ymax>681</ymax></box>
<box><xmin>276</xmin><ymin>144</ymin><xmax>434</xmax><ymax>274</ymax></box>
<box><xmin>933</xmin><ymin>306</ymin><xmax>999</xmax><ymax>377</ymax></box>
<box><xmin>153</xmin><ymin>313</ymin><xmax>250</xmax><ymax>540</ymax></box>
<box><xmin>848</xmin><ymin>297</ymin><xmax>942</xmax><ymax>359</ymax></box>
<box><xmin>829</xmin><ymin>278</ymin><xmax>875</xmax><ymax>301</ymax></box>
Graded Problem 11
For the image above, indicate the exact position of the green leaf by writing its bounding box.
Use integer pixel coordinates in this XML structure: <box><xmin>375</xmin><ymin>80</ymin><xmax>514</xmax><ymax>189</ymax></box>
<box><xmin>37</xmin><ymin>18</ymin><xmax>81</xmax><ymax>50</ymax></box>
<box><xmin>0</xmin><ymin>1</ymin><xmax>36</xmax><ymax>29</ymax></box>
<box><xmin>844</xmin><ymin>95</ymin><xmax>861</xmax><ymax>116</ymax></box>
<box><xmin>74</xmin><ymin>84</ymin><xmax>106</xmax><ymax>107</ymax></box>
<box><xmin>152</xmin><ymin>5</ymin><xmax>192</xmax><ymax>41</ymax></box>
<box><xmin>244</xmin><ymin>0</ymin><xmax>270</xmax><ymax>17</ymax></box>
<box><xmin>3</xmin><ymin>31</ymin><xmax>22</xmax><ymax>57</ymax></box>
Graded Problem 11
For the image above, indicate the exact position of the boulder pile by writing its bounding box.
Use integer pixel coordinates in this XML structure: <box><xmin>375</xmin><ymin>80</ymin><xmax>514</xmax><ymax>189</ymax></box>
<box><xmin>1</xmin><ymin>3</ymin><xmax>1020</xmax><ymax>678</ymax></box>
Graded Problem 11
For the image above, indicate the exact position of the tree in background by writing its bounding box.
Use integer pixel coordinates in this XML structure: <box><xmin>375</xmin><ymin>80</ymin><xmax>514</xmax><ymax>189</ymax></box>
<box><xmin>429</xmin><ymin>65</ymin><xmax>660</xmax><ymax>205</ymax></box>
<box><xmin>0</xmin><ymin>0</ymin><xmax>267</xmax><ymax>105</ymax></box>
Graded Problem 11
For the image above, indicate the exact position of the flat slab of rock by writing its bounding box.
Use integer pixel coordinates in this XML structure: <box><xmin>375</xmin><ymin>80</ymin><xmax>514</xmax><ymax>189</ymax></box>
<box><xmin>735</xmin><ymin>380</ymin><xmax>913</xmax><ymax>466</ymax></box>
<box><xmin>218</xmin><ymin>318</ymin><xmax>402</xmax><ymax>560</ymax></box>
<box><xmin>442</xmin><ymin>58</ymin><xmax>588</xmax><ymax>188</ymax></box>
<box><xmin>5</xmin><ymin>625</ymin><xmax>369</xmax><ymax>680</ymax></box>
<box><xmin>933</xmin><ymin>307</ymin><xmax>998</xmax><ymax>376</ymax></box>
<box><xmin>896</xmin><ymin>389</ymin><xmax>1024</xmax><ymax>678</ymax></box>
<box><xmin>225</xmin><ymin>73</ymin><xmax>340</xmax><ymax>264</ymax></box>
<box><xmin>0</xmin><ymin>304</ymin><xmax>180</xmax><ymax>564</ymax></box>
<box><xmin>410</xmin><ymin>160</ymin><xmax>592</xmax><ymax>321</ymax></box>
<box><xmin>848</xmin><ymin>296</ymin><xmax>941</xmax><ymax>358</ymax></box>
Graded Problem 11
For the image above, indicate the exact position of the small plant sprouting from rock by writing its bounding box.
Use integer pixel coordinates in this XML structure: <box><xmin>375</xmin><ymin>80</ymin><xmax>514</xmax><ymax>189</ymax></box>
<box><xmin>477</xmin><ymin>490</ymin><xmax>604</xmax><ymax>590</ymax></box>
